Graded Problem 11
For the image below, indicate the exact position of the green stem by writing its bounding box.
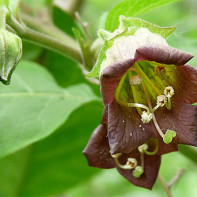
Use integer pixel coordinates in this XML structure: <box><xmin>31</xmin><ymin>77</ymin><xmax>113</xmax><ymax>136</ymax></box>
<box><xmin>145</xmin><ymin>141</ymin><xmax>159</xmax><ymax>155</ymax></box>
<box><xmin>7</xmin><ymin>16</ymin><xmax>82</xmax><ymax>62</ymax></box>
<box><xmin>165</xmin><ymin>97</ymin><xmax>171</xmax><ymax>110</ymax></box>
<box><xmin>21</xmin><ymin>13</ymin><xmax>78</xmax><ymax>48</ymax></box>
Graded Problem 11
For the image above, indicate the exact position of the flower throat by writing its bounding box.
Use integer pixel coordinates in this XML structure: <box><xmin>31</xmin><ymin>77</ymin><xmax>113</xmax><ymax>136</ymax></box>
<box><xmin>115</xmin><ymin>61</ymin><xmax>177</xmax><ymax>144</ymax></box>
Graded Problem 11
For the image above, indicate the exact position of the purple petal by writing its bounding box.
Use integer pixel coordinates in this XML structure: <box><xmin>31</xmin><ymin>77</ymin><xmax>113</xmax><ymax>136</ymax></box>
<box><xmin>175</xmin><ymin>65</ymin><xmax>197</xmax><ymax>104</ymax></box>
<box><xmin>100</xmin><ymin>59</ymin><xmax>135</xmax><ymax>106</ymax></box>
<box><xmin>83</xmin><ymin>123</ymin><xmax>115</xmax><ymax>169</ymax></box>
<box><xmin>117</xmin><ymin>149</ymin><xmax>161</xmax><ymax>190</ymax></box>
<box><xmin>108</xmin><ymin>101</ymin><xmax>153</xmax><ymax>154</ymax></box>
<box><xmin>154</xmin><ymin>104</ymin><xmax>197</xmax><ymax>147</ymax></box>
<box><xmin>135</xmin><ymin>45</ymin><xmax>194</xmax><ymax>66</ymax></box>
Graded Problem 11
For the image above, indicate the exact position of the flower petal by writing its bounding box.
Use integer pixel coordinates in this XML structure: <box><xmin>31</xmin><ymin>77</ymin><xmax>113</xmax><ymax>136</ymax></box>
<box><xmin>117</xmin><ymin>149</ymin><xmax>161</xmax><ymax>189</ymax></box>
<box><xmin>108</xmin><ymin>101</ymin><xmax>153</xmax><ymax>154</ymax></box>
<box><xmin>157</xmin><ymin>140</ymin><xmax>178</xmax><ymax>155</ymax></box>
<box><xmin>175</xmin><ymin>65</ymin><xmax>197</xmax><ymax>104</ymax></box>
<box><xmin>135</xmin><ymin>45</ymin><xmax>194</xmax><ymax>66</ymax></box>
<box><xmin>100</xmin><ymin>59</ymin><xmax>135</xmax><ymax>106</ymax></box>
<box><xmin>83</xmin><ymin>123</ymin><xmax>115</xmax><ymax>169</ymax></box>
<box><xmin>154</xmin><ymin>103</ymin><xmax>197</xmax><ymax>147</ymax></box>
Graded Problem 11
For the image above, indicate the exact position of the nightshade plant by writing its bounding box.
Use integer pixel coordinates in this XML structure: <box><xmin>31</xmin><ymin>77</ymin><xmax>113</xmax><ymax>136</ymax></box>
<box><xmin>0</xmin><ymin>0</ymin><xmax>197</xmax><ymax>196</ymax></box>
<box><xmin>84</xmin><ymin>16</ymin><xmax>197</xmax><ymax>189</ymax></box>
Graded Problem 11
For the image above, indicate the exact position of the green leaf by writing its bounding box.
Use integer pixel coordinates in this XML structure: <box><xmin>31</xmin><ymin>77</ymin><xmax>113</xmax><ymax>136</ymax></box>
<box><xmin>105</xmin><ymin>0</ymin><xmax>180</xmax><ymax>32</ymax></box>
<box><xmin>0</xmin><ymin>102</ymin><xmax>103</xmax><ymax>196</ymax></box>
<box><xmin>0</xmin><ymin>60</ymin><xmax>100</xmax><ymax>159</ymax></box>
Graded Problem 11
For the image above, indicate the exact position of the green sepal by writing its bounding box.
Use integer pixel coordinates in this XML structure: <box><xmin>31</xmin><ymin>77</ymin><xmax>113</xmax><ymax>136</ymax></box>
<box><xmin>163</xmin><ymin>130</ymin><xmax>176</xmax><ymax>144</ymax></box>
<box><xmin>0</xmin><ymin>29</ymin><xmax>22</xmax><ymax>84</ymax></box>
<box><xmin>87</xmin><ymin>16</ymin><xmax>176</xmax><ymax>78</ymax></box>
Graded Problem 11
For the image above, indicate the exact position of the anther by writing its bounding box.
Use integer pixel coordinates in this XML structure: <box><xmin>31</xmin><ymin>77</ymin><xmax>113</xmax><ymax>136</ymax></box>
<box><xmin>141</xmin><ymin>111</ymin><xmax>152</xmax><ymax>123</ymax></box>
<box><xmin>164</xmin><ymin>86</ymin><xmax>174</xmax><ymax>110</ymax></box>
<box><xmin>130</xmin><ymin>75</ymin><xmax>141</xmax><ymax>85</ymax></box>
<box><xmin>138</xmin><ymin>144</ymin><xmax>148</xmax><ymax>153</ymax></box>
<box><xmin>164</xmin><ymin>86</ymin><xmax>174</xmax><ymax>98</ymax></box>
<box><xmin>157</xmin><ymin>95</ymin><xmax>167</xmax><ymax>107</ymax></box>
<box><xmin>125</xmin><ymin>158</ymin><xmax>137</xmax><ymax>169</ymax></box>
<box><xmin>112</xmin><ymin>153</ymin><xmax>122</xmax><ymax>158</ymax></box>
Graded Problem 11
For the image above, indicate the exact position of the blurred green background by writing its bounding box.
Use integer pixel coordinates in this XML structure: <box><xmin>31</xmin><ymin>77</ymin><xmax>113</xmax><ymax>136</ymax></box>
<box><xmin>0</xmin><ymin>0</ymin><xmax>196</xmax><ymax>196</ymax></box>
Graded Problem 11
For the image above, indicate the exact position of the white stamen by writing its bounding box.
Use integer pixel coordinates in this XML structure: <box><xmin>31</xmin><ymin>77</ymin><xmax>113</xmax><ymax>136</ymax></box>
<box><xmin>138</xmin><ymin>144</ymin><xmax>148</xmax><ymax>153</ymax></box>
<box><xmin>141</xmin><ymin>111</ymin><xmax>152</xmax><ymax>123</ymax></box>
<box><xmin>157</xmin><ymin>95</ymin><xmax>167</xmax><ymax>107</ymax></box>
<box><xmin>164</xmin><ymin>86</ymin><xmax>174</xmax><ymax>98</ymax></box>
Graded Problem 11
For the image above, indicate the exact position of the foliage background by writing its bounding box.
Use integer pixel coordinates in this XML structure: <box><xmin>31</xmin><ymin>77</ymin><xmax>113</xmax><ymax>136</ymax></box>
<box><xmin>0</xmin><ymin>0</ymin><xmax>197</xmax><ymax>196</ymax></box>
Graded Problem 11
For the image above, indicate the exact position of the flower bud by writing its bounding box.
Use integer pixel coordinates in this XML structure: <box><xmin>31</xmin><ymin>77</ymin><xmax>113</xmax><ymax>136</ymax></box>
<box><xmin>0</xmin><ymin>29</ymin><xmax>22</xmax><ymax>84</ymax></box>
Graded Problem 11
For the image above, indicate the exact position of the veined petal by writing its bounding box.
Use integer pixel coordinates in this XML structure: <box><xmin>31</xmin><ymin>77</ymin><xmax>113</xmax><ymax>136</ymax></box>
<box><xmin>175</xmin><ymin>65</ymin><xmax>197</xmax><ymax>104</ymax></box>
<box><xmin>154</xmin><ymin>104</ymin><xmax>197</xmax><ymax>147</ymax></box>
<box><xmin>83</xmin><ymin>123</ymin><xmax>115</xmax><ymax>169</ymax></box>
<box><xmin>135</xmin><ymin>45</ymin><xmax>194</xmax><ymax>66</ymax></box>
<box><xmin>117</xmin><ymin>148</ymin><xmax>161</xmax><ymax>190</ymax></box>
<box><xmin>108</xmin><ymin>101</ymin><xmax>153</xmax><ymax>154</ymax></box>
<box><xmin>100</xmin><ymin>59</ymin><xmax>135</xmax><ymax>106</ymax></box>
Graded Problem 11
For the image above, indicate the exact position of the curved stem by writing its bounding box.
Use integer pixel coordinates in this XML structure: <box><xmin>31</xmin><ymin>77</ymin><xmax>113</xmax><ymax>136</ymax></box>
<box><xmin>7</xmin><ymin>16</ymin><xmax>82</xmax><ymax>63</ymax></box>
<box><xmin>21</xmin><ymin>13</ymin><xmax>78</xmax><ymax>48</ymax></box>
<box><xmin>144</xmin><ymin>140</ymin><xmax>159</xmax><ymax>155</ymax></box>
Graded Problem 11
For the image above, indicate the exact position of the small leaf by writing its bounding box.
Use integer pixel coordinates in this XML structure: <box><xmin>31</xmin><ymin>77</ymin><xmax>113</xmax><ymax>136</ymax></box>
<box><xmin>105</xmin><ymin>0</ymin><xmax>180</xmax><ymax>32</ymax></box>
<box><xmin>0</xmin><ymin>60</ymin><xmax>100</xmax><ymax>159</ymax></box>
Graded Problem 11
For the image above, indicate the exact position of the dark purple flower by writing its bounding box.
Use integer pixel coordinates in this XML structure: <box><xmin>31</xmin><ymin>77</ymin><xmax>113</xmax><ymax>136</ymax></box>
<box><xmin>84</xmin><ymin>27</ymin><xmax>197</xmax><ymax>189</ymax></box>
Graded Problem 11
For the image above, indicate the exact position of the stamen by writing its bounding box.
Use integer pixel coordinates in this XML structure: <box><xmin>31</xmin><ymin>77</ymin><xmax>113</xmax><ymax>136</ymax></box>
<box><xmin>151</xmin><ymin>95</ymin><xmax>167</xmax><ymax>113</ymax></box>
<box><xmin>138</xmin><ymin>144</ymin><xmax>148</xmax><ymax>153</ymax></box>
<box><xmin>157</xmin><ymin>95</ymin><xmax>167</xmax><ymax>107</ymax></box>
<box><xmin>140</xmin><ymin>77</ymin><xmax>165</xmax><ymax>139</ymax></box>
<box><xmin>130</xmin><ymin>75</ymin><xmax>141</xmax><ymax>85</ymax></box>
<box><xmin>132</xmin><ymin>152</ymin><xmax>144</xmax><ymax>178</ymax></box>
<box><xmin>112</xmin><ymin>153</ymin><xmax>137</xmax><ymax>170</ymax></box>
<box><xmin>128</xmin><ymin>103</ymin><xmax>150</xmax><ymax>113</ymax></box>
<box><xmin>141</xmin><ymin>111</ymin><xmax>152</xmax><ymax>123</ymax></box>
<box><xmin>144</xmin><ymin>140</ymin><xmax>159</xmax><ymax>155</ymax></box>
<box><xmin>164</xmin><ymin>86</ymin><xmax>175</xmax><ymax>110</ymax></box>
<box><xmin>164</xmin><ymin>86</ymin><xmax>174</xmax><ymax>97</ymax></box>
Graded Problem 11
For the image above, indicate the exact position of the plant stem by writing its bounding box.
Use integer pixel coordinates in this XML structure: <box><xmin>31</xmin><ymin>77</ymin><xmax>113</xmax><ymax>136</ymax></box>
<box><xmin>158</xmin><ymin>175</ymin><xmax>173</xmax><ymax>197</ymax></box>
<box><xmin>7</xmin><ymin>16</ymin><xmax>82</xmax><ymax>62</ymax></box>
<box><xmin>21</xmin><ymin>13</ymin><xmax>78</xmax><ymax>48</ymax></box>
